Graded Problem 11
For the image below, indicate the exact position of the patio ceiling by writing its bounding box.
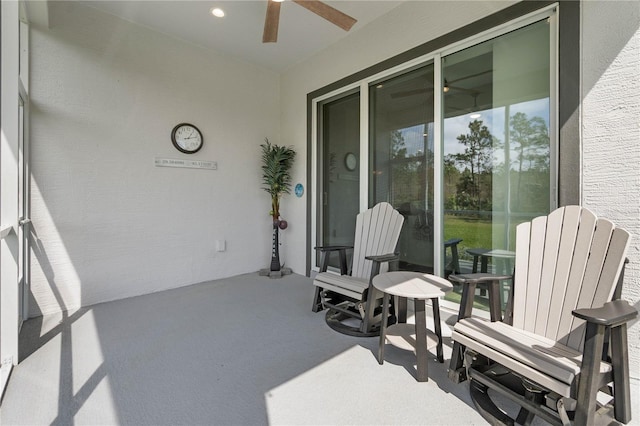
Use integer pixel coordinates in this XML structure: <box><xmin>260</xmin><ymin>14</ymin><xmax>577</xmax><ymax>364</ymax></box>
<box><xmin>53</xmin><ymin>0</ymin><xmax>405</xmax><ymax>72</ymax></box>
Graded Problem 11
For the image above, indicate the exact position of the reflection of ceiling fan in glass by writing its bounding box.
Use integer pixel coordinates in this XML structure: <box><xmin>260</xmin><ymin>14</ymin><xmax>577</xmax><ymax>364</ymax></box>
<box><xmin>263</xmin><ymin>0</ymin><xmax>357</xmax><ymax>43</ymax></box>
<box><xmin>390</xmin><ymin>70</ymin><xmax>492</xmax><ymax>99</ymax></box>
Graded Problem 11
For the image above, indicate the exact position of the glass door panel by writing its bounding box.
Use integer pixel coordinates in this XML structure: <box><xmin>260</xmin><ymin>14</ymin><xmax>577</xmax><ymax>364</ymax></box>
<box><xmin>442</xmin><ymin>20</ymin><xmax>551</xmax><ymax>309</ymax></box>
<box><xmin>319</xmin><ymin>92</ymin><xmax>360</xmax><ymax>269</ymax></box>
<box><xmin>370</xmin><ymin>65</ymin><xmax>435</xmax><ymax>272</ymax></box>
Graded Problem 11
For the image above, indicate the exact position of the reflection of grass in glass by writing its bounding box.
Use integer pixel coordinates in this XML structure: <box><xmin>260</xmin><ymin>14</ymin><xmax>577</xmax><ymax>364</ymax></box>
<box><xmin>444</xmin><ymin>214</ymin><xmax>493</xmax><ymax>312</ymax></box>
<box><xmin>444</xmin><ymin>286</ymin><xmax>491</xmax><ymax>310</ymax></box>
<box><xmin>444</xmin><ymin>214</ymin><xmax>494</xmax><ymax>261</ymax></box>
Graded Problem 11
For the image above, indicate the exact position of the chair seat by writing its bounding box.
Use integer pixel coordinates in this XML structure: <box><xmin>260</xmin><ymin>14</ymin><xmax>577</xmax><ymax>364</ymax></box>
<box><xmin>452</xmin><ymin>317</ymin><xmax>612</xmax><ymax>398</ymax></box>
<box><xmin>313</xmin><ymin>272</ymin><xmax>368</xmax><ymax>300</ymax></box>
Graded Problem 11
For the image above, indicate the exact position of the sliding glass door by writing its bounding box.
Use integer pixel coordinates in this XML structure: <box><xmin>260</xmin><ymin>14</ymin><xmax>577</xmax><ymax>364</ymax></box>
<box><xmin>318</xmin><ymin>92</ymin><xmax>360</xmax><ymax>269</ymax></box>
<box><xmin>442</xmin><ymin>20</ymin><xmax>552</xmax><ymax>306</ymax></box>
<box><xmin>369</xmin><ymin>65</ymin><xmax>435</xmax><ymax>272</ymax></box>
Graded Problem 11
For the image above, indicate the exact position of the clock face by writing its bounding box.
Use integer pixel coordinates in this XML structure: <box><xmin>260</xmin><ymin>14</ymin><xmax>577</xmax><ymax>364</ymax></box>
<box><xmin>171</xmin><ymin>123</ymin><xmax>203</xmax><ymax>154</ymax></box>
<box><xmin>344</xmin><ymin>152</ymin><xmax>357</xmax><ymax>171</ymax></box>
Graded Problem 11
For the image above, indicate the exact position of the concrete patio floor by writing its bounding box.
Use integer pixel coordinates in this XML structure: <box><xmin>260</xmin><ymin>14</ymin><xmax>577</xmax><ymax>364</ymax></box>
<box><xmin>1</xmin><ymin>273</ymin><xmax>638</xmax><ymax>425</ymax></box>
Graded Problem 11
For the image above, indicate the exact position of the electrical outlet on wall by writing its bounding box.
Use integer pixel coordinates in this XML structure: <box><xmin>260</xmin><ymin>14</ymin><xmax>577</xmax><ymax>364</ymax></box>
<box><xmin>215</xmin><ymin>240</ymin><xmax>226</xmax><ymax>252</ymax></box>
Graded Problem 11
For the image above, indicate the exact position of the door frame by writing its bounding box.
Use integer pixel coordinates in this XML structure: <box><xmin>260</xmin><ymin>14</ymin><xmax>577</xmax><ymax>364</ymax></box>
<box><xmin>1</xmin><ymin>2</ymin><xmax>31</xmax><ymax>400</ymax></box>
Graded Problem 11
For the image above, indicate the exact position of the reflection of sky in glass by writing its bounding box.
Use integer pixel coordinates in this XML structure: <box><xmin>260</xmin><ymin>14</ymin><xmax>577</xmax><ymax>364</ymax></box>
<box><xmin>444</xmin><ymin>97</ymin><xmax>549</xmax><ymax>165</ymax></box>
<box><xmin>397</xmin><ymin>123</ymin><xmax>434</xmax><ymax>157</ymax></box>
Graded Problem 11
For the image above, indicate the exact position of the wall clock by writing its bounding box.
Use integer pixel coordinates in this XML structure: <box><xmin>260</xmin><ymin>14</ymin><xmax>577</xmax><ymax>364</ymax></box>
<box><xmin>344</xmin><ymin>152</ymin><xmax>357</xmax><ymax>171</ymax></box>
<box><xmin>171</xmin><ymin>123</ymin><xmax>203</xmax><ymax>154</ymax></box>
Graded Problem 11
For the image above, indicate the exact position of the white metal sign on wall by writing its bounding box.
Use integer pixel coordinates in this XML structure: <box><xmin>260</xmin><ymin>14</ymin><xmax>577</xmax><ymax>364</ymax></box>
<box><xmin>154</xmin><ymin>158</ymin><xmax>217</xmax><ymax>170</ymax></box>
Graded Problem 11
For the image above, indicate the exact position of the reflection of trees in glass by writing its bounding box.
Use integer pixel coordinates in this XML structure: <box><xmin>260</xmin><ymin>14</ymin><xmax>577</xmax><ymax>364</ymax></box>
<box><xmin>389</xmin><ymin>128</ymin><xmax>434</xmax><ymax>241</ymax></box>
<box><xmin>509</xmin><ymin>112</ymin><xmax>550</xmax><ymax>211</ymax></box>
<box><xmin>391</xmin><ymin>130</ymin><xmax>407</xmax><ymax>159</ymax></box>
<box><xmin>446</xmin><ymin>119</ymin><xmax>497</xmax><ymax>212</ymax></box>
<box><xmin>390</xmin><ymin>129</ymin><xmax>425</xmax><ymax>206</ymax></box>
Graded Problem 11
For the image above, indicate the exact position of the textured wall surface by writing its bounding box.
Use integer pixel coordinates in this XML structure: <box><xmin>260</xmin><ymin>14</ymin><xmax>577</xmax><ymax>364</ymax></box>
<box><xmin>29</xmin><ymin>2</ymin><xmax>280</xmax><ymax>316</ymax></box>
<box><xmin>581</xmin><ymin>1</ymin><xmax>640</xmax><ymax>377</ymax></box>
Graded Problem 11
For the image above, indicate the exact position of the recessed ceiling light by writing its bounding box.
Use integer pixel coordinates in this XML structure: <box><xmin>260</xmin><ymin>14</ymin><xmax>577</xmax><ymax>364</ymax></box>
<box><xmin>211</xmin><ymin>7</ymin><xmax>225</xmax><ymax>18</ymax></box>
<box><xmin>273</xmin><ymin>0</ymin><xmax>285</xmax><ymax>3</ymax></box>
<box><xmin>376</xmin><ymin>84</ymin><xmax>384</xmax><ymax>89</ymax></box>
<box><xmin>470</xmin><ymin>113</ymin><xmax>482</xmax><ymax>119</ymax></box>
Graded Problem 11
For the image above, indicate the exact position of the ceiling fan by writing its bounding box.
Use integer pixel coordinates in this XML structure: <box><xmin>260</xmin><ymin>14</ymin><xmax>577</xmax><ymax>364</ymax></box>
<box><xmin>389</xmin><ymin>70</ymin><xmax>493</xmax><ymax>99</ymax></box>
<box><xmin>263</xmin><ymin>0</ymin><xmax>357</xmax><ymax>43</ymax></box>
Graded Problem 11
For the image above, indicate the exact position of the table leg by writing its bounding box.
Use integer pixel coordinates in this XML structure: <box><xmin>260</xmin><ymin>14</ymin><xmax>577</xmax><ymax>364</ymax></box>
<box><xmin>415</xmin><ymin>298</ymin><xmax>428</xmax><ymax>382</ymax></box>
<box><xmin>472</xmin><ymin>256</ymin><xmax>479</xmax><ymax>273</ymax></box>
<box><xmin>431</xmin><ymin>297</ymin><xmax>444</xmax><ymax>363</ymax></box>
<box><xmin>397</xmin><ymin>296</ymin><xmax>407</xmax><ymax>323</ymax></box>
<box><xmin>378</xmin><ymin>292</ymin><xmax>390</xmax><ymax>365</ymax></box>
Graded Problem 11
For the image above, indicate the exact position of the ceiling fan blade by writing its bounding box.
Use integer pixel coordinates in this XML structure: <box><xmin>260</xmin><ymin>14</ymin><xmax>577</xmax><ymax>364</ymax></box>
<box><xmin>263</xmin><ymin>0</ymin><xmax>281</xmax><ymax>43</ymax></box>
<box><xmin>292</xmin><ymin>0</ymin><xmax>357</xmax><ymax>32</ymax></box>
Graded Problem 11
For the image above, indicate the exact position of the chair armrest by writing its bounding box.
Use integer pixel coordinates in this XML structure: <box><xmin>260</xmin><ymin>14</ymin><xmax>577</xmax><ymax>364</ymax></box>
<box><xmin>573</xmin><ymin>299</ymin><xmax>638</xmax><ymax>327</ymax></box>
<box><xmin>365</xmin><ymin>253</ymin><xmax>400</xmax><ymax>286</ymax></box>
<box><xmin>314</xmin><ymin>245</ymin><xmax>353</xmax><ymax>274</ymax></box>
<box><xmin>449</xmin><ymin>273</ymin><xmax>513</xmax><ymax>285</ymax></box>
<box><xmin>444</xmin><ymin>238</ymin><xmax>463</xmax><ymax>247</ymax></box>
<box><xmin>365</xmin><ymin>253</ymin><xmax>399</xmax><ymax>263</ymax></box>
<box><xmin>314</xmin><ymin>245</ymin><xmax>353</xmax><ymax>252</ymax></box>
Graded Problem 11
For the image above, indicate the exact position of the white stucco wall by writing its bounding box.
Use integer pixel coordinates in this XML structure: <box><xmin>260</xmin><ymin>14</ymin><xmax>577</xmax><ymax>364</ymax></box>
<box><xmin>28</xmin><ymin>2</ymin><xmax>280</xmax><ymax>316</ymax></box>
<box><xmin>279</xmin><ymin>0</ymin><xmax>516</xmax><ymax>276</ymax></box>
<box><xmin>581</xmin><ymin>0</ymin><xmax>640</xmax><ymax>378</ymax></box>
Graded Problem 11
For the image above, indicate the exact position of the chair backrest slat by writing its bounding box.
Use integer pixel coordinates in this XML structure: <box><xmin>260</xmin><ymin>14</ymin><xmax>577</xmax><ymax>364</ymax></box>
<box><xmin>545</xmin><ymin>205</ymin><xmax>582</xmax><ymax>339</ymax></box>
<box><xmin>512</xmin><ymin>206</ymin><xmax>630</xmax><ymax>352</ymax></box>
<box><xmin>513</xmin><ymin>221</ymin><xmax>531</xmax><ymax>328</ymax></box>
<box><xmin>535</xmin><ymin>208</ymin><xmax>564</xmax><ymax>335</ymax></box>
<box><xmin>351</xmin><ymin>202</ymin><xmax>403</xmax><ymax>280</ymax></box>
<box><xmin>554</xmin><ymin>208</ymin><xmax>597</xmax><ymax>347</ymax></box>
<box><xmin>566</xmin><ymin>223</ymin><xmax>630</xmax><ymax>349</ymax></box>
<box><xmin>520</xmin><ymin>216</ymin><xmax>547</xmax><ymax>333</ymax></box>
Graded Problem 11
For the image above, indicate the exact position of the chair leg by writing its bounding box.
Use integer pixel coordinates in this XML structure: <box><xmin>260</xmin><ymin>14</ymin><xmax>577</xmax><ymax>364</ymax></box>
<box><xmin>611</xmin><ymin>323</ymin><xmax>632</xmax><ymax>423</ymax></box>
<box><xmin>448</xmin><ymin>281</ymin><xmax>477</xmax><ymax>383</ymax></box>
<box><xmin>575</xmin><ymin>322</ymin><xmax>606</xmax><ymax>425</ymax></box>
<box><xmin>312</xmin><ymin>286</ymin><xmax>323</xmax><ymax>312</ymax></box>
<box><xmin>361</xmin><ymin>290</ymin><xmax>379</xmax><ymax>333</ymax></box>
<box><xmin>448</xmin><ymin>342</ymin><xmax>467</xmax><ymax>383</ymax></box>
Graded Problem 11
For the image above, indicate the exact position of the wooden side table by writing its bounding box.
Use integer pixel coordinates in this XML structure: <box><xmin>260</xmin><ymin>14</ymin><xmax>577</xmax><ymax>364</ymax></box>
<box><xmin>373</xmin><ymin>271</ymin><xmax>453</xmax><ymax>382</ymax></box>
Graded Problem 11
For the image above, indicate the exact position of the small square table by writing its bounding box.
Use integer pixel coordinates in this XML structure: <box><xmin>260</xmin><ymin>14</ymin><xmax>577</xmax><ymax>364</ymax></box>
<box><xmin>373</xmin><ymin>271</ymin><xmax>453</xmax><ymax>382</ymax></box>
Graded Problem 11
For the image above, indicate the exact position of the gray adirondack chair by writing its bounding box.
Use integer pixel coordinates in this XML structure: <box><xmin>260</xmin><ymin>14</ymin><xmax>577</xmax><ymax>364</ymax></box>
<box><xmin>311</xmin><ymin>202</ymin><xmax>404</xmax><ymax>336</ymax></box>
<box><xmin>448</xmin><ymin>206</ymin><xmax>637</xmax><ymax>425</ymax></box>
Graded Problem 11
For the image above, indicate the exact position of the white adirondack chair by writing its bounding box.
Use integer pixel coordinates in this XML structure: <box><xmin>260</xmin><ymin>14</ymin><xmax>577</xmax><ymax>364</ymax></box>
<box><xmin>312</xmin><ymin>202</ymin><xmax>404</xmax><ymax>336</ymax></box>
<box><xmin>448</xmin><ymin>206</ymin><xmax>637</xmax><ymax>425</ymax></box>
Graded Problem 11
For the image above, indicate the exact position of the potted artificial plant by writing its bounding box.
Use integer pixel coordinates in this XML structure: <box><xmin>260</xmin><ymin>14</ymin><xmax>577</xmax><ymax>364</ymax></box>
<box><xmin>260</xmin><ymin>138</ymin><xmax>296</xmax><ymax>274</ymax></box>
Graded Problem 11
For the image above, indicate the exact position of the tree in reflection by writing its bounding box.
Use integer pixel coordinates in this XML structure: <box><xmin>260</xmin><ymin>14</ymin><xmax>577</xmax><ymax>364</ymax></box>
<box><xmin>509</xmin><ymin>112</ymin><xmax>550</xmax><ymax>211</ymax></box>
<box><xmin>447</xmin><ymin>119</ymin><xmax>497</xmax><ymax>212</ymax></box>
